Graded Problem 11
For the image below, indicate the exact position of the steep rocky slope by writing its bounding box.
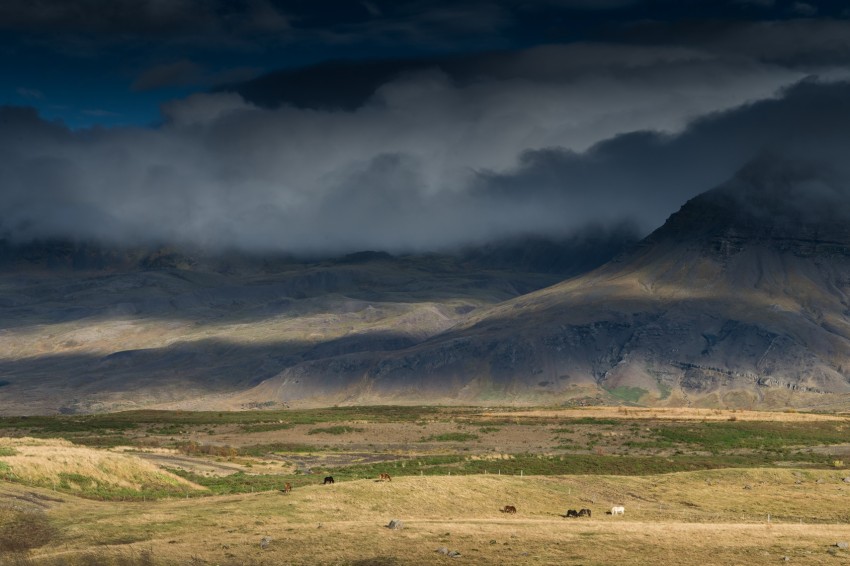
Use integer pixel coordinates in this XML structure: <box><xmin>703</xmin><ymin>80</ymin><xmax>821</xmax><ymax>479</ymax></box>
<box><xmin>241</xmin><ymin>162</ymin><xmax>850</xmax><ymax>409</ymax></box>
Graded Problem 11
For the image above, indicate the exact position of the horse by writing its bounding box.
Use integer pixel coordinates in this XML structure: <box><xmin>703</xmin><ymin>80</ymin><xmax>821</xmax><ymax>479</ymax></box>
<box><xmin>565</xmin><ymin>509</ymin><xmax>579</xmax><ymax>518</ymax></box>
<box><xmin>577</xmin><ymin>508</ymin><xmax>591</xmax><ymax>517</ymax></box>
<box><xmin>611</xmin><ymin>505</ymin><xmax>625</xmax><ymax>515</ymax></box>
<box><xmin>379</xmin><ymin>473</ymin><xmax>392</xmax><ymax>482</ymax></box>
<box><xmin>501</xmin><ymin>505</ymin><xmax>517</xmax><ymax>514</ymax></box>
<box><xmin>323</xmin><ymin>476</ymin><xmax>335</xmax><ymax>485</ymax></box>
<box><xmin>281</xmin><ymin>482</ymin><xmax>292</xmax><ymax>494</ymax></box>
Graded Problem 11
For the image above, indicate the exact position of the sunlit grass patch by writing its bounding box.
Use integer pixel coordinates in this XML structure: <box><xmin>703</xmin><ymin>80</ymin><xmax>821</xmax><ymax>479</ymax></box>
<box><xmin>0</xmin><ymin>437</ymin><xmax>204</xmax><ymax>500</ymax></box>
<box><xmin>648</xmin><ymin>421</ymin><xmax>850</xmax><ymax>453</ymax></box>
<box><xmin>608</xmin><ymin>386</ymin><xmax>648</xmax><ymax>403</ymax></box>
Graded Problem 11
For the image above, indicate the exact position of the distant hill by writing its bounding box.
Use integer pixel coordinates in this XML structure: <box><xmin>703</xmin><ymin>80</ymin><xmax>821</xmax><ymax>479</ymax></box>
<box><xmin>0</xmin><ymin>227</ymin><xmax>637</xmax><ymax>277</ymax></box>
<box><xmin>0</xmin><ymin>232</ymin><xmax>634</xmax><ymax>415</ymax></box>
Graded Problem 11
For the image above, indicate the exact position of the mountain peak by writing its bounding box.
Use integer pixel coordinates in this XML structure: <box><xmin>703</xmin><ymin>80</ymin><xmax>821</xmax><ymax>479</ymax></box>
<box><xmin>646</xmin><ymin>157</ymin><xmax>850</xmax><ymax>256</ymax></box>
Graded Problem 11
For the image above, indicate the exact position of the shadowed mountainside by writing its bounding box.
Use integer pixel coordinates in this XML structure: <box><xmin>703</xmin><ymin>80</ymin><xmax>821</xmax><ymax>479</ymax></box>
<box><xmin>6</xmin><ymin>160</ymin><xmax>850</xmax><ymax>412</ymax></box>
<box><xmin>0</xmin><ymin>233</ymin><xmax>635</xmax><ymax>414</ymax></box>
<box><xmin>237</xmin><ymin>160</ymin><xmax>850</xmax><ymax>410</ymax></box>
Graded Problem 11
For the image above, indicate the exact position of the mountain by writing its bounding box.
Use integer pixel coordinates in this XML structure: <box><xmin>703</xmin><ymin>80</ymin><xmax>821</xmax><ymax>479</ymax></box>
<box><xmin>5</xmin><ymin>160</ymin><xmax>850</xmax><ymax>413</ymax></box>
<box><xmin>0</xmin><ymin>234</ymin><xmax>634</xmax><ymax>415</ymax></box>
<box><xmin>237</xmin><ymin>160</ymin><xmax>850</xmax><ymax>410</ymax></box>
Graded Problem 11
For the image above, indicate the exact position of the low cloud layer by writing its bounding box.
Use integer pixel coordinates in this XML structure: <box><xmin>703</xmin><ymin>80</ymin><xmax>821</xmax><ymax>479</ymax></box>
<box><xmin>3</xmin><ymin>35</ymin><xmax>850</xmax><ymax>254</ymax></box>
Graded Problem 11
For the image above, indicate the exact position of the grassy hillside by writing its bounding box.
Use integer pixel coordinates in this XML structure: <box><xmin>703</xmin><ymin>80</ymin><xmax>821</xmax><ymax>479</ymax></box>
<box><xmin>0</xmin><ymin>437</ymin><xmax>204</xmax><ymax>500</ymax></box>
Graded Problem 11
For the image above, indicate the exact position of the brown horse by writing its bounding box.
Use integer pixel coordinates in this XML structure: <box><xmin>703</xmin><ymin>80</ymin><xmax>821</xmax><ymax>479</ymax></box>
<box><xmin>281</xmin><ymin>482</ymin><xmax>292</xmax><ymax>494</ymax></box>
<box><xmin>501</xmin><ymin>505</ymin><xmax>517</xmax><ymax>514</ymax></box>
<box><xmin>379</xmin><ymin>473</ymin><xmax>392</xmax><ymax>482</ymax></box>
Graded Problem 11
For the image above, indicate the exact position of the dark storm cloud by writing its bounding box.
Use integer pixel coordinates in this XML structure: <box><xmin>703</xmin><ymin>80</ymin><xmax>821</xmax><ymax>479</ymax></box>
<box><xmin>470</xmin><ymin>79</ymin><xmax>850</xmax><ymax>236</ymax></box>
<box><xmin>132</xmin><ymin>60</ymin><xmax>205</xmax><ymax>91</ymax></box>
<box><xmin>3</xmin><ymin>70</ymin><xmax>850</xmax><ymax>254</ymax></box>
<box><xmin>710</xmin><ymin>18</ymin><xmax>850</xmax><ymax>66</ymax></box>
<box><xmin>622</xmin><ymin>17</ymin><xmax>850</xmax><ymax>67</ymax></box>
<box><xmin>537</xmin><ymin>0</ymin><xmax>638</xmax><ymax>7</ymax></box>
<box><xmin>224</xmin><ymin>40</ymin><xmax>800</xmax><ymax>111</ymax></box>
<box><xmin>0</xmin><ymin>0</ymin><xmax>290</xmax><ymax>35</ymax></box>
<box><xmin>300</xmin><ymin>2</ymin><xmax>514</xmax><ymax>49</ymax></box>
<box><xmin>791</xmin><ymin>2</ymin><xmax>818</xmax><ymax>16</ymax></box>
<box><xmin>7</xmin><ymin>0</ymin><xmax>842</xmax><ymax>52</ymax></box>
<box><xmin>733</xmin><ymin>0</ymin><xmax>775</xmax><ymax>6</ymax></box>
<box><xmin>218</xmin><ymin>15</ymin><xmax>850</xmax><ymax>114</ymax></box>
<box><xmin>0</xmin><ymin>0</ymin><xmax>511</xmax><ymax>47</ymax></box>
<box><xmin>4</xmin><ymin>13</ymin><xmax>850</xmax><ymax>254</ymax></box>
<box><xmin>132</xmin><ymin>60</ymin><xmax>262</xmax><ymax>92</ymax></box>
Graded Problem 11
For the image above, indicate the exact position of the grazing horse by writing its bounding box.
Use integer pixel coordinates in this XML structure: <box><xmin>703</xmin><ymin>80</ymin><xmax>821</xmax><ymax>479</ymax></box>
<box><xmin>379</xmin><ymin>473</ymin><xmax>392</xmax><ymax>482</ymax></box>
<box><xmin>578</xmin><ymin>508</ymin><xmax>591</xmax><ymax>517</ymax></box>
<box><xmin>281</xmin><ymin>482</ymin><xmax>292</xmax><ymax>494</ymax></box>
<box><xmin>501</xmin><ymin>505</ymin><xmax>517</xmax><ymax>514</ymax></box>
<box><xmin>323</xmin><ymin>476</ymin><xmax>335</xmax><ymax>485</ymax></box>
<box><xmin>565</xmin><ymin>509</ymin><xmax>579</xmax><ymax>518</ymax></box>
<box><xmin>611</xmin><ymin>505</ymin><xmax>625</xmax><ymax>515</ymax></box>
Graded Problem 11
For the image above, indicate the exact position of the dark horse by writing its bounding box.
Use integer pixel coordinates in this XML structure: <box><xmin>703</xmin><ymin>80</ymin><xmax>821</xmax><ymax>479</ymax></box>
<box><xmin>323</xmin><ymin>476</ymin><xmax>335</xmax><ymax>484</ymax></box>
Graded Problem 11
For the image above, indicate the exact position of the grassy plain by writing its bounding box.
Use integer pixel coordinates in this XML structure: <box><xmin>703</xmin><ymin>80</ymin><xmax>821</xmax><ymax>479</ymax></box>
<box><xmin>2</xmin><ymin>406</ymin><xmax>850</xmax><ymax>564</ymax></box>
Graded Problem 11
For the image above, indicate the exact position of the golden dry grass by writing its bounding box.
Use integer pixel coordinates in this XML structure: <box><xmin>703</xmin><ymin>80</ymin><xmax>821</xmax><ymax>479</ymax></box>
<box><xmin>0</xmin><ymin>437</ymin><xmax>203</xmax><ymax>494</ymax></box>
<box><xmin>5</xmin><ymin>468</ymin><xmax>849</xmax><ymax>565</ymax></box>
<box><xmin>485</xmin><ymin>406</ymin><xmax>849</xmax><ymax>422</ymax></box>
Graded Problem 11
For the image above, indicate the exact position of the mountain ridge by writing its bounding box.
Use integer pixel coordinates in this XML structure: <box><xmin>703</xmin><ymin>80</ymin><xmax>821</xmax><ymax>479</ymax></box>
<box><xmin>5</xmin><ymin>162</ymin><xmax>850</xmax><ymax>413</ymax></box>
<box><xmin>0</xmin><ymin>232</ymin><xmax>637</xmax><ymax>414</ymax></box>
<box><xmin>232</xmin><ymin>161</ymin><xmax>850</xmax><ymax>410</ymax></box>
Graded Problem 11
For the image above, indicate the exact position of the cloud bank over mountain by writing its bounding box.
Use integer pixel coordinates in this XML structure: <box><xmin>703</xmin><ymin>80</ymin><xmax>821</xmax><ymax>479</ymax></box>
<box><xmin>3</xmin><ymin>30</ymin><xmax>850</xmax><ymax>254</ymax></box>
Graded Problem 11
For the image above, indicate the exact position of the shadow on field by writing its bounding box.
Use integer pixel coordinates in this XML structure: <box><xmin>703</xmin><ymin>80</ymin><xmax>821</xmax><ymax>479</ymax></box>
<box><xmin>348</xmin><ymin>557</ymin><xmax>401</xmax><ymax>566</ymax></box>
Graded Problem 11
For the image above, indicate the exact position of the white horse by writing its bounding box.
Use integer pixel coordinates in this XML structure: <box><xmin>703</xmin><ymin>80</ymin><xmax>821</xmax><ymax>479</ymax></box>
<box><xmin>611</xmin><ymin>505</ymin><xmax>625</xmax><ymax>515</ymax></box>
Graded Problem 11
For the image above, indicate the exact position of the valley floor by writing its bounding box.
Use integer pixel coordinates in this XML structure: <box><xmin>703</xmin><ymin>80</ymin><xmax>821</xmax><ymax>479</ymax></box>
<box><xmin>2</xmin><ymin>406</ymin><xmax>850</xmax><ymax>564</ymax></box>
<box><xmin>4</xmin><ymin>471</ymin><xmax>850</xmax><ymax>565</ymax></box>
